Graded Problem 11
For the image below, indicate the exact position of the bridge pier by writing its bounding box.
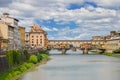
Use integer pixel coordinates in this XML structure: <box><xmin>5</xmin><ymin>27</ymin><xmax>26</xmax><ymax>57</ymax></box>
<box><xmin>83</xmin><ymin>49</ymin><xmax>89</xmax><ymax>54</ymax></box>
<box><xmin>62</xmin><ymin>49</ymin><xmax>67</xmax><ymax>54</ymax></box>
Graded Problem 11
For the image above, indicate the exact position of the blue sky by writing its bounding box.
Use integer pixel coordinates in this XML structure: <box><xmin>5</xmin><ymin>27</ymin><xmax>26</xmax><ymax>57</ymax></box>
<box><xmin>0</xmin><ymin>0</ymin><xmax>120</xmax><ymax>40</ymax></box>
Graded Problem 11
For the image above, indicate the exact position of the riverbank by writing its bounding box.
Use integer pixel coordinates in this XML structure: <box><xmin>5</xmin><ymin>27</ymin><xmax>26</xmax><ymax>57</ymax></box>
<box><xmin>103</xmin><ymin>52</ymin><xmax>120</xmax><ymax>58</ymax></box>
<box><xmin>0</xmin><ymin>55</ymin><xmax>50</xmax><ymax>80</ymax></box>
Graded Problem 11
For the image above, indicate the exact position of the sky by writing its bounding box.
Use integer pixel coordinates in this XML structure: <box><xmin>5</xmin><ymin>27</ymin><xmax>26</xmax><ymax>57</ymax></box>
<box><xmin>0</xmin><ymin>0</ymin><xmax>120</xmax><ymax>40</ymax></box>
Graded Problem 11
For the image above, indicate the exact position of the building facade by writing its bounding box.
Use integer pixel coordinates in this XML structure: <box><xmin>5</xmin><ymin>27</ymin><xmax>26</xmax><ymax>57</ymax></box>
<box><xmin>25</xmin><ymin>32</ymin><xmax>30</xmax><ymax>48</ymax></box>
<box><xmin>92</xmin><ymin>36</ymin><xmax>105</xmax><ymax>40</ymax></box>
<box><xmin>29</xmin><ymin>24</ymin><xmax>47</xmax><ymax>48</ymax></box>
<box><xmin>110</xmin><ymin>31</ymin><xmax>120</xmax><ymax>39</ymax></box>
<box><xmin>104</xmin><ymin>39</ymin><xmax>120</xmax><ymax>52</ymax></box>
<box><xmin>19</xmin><ymin>26</ymin><xmax>25</xmax><ymax>49</ymax></box>
<box><xmin>0</xmin><ymin>22</ymin><xmax>14</xmax><ymax>49</ymax></box>
<box><xmin>0</xmin><ymin>13</ymin><xmax>20</xmax><ymax>49</ymax></box>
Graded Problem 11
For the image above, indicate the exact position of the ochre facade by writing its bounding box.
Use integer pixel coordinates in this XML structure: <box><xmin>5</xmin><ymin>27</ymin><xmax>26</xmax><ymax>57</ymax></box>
<box><xmin>29</xmin><ymin>24</ymin><xmax>48</xmax><ymax>48</ymax></box>
<box><xmin>19</xmin><ymin>26</ymin><xmax>25</xmax><ymax>48</ymax></box>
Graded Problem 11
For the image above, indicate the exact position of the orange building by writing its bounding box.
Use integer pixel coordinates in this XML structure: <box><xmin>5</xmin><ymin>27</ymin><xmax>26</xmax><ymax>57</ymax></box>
<box><xmin>29</xmin><ymin>24</ymin><xmax>48</xmax><ymax>48</ymax></box>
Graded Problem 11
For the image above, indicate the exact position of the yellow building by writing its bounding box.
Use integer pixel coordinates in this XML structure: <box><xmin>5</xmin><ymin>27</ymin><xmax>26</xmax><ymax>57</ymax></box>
<box><xmin>0</xmin><ymin>22</ymin><xmax>14</xmax><ymax>49</ymax></box>
<box><xmin>29</xmin><ymin>24</ymin><xmax>48</xmax><ymax>48</ymax></box>
<box><xmin>1</xmin><ymin>13</ymin><xmax>20</xmax><ymax>49</ymax></box>
<box><xmin>19</xmin><ymin>26</ymin><xmax>25</xmax><ymax>49</ymax></box>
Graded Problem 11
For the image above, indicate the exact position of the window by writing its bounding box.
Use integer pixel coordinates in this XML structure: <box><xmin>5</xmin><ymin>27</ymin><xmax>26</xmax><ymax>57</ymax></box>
<box><xmin>32</xmin><ymin>36</ymin><xmax>34</xmax><ymax>38</ymax></box>
<box><xmin>26</xmin><ymin>35</ymin><xmax>28</xmax><ymax>37</ymax></box>
<box><xmin>36</xmin><ymin>39</ymin><xmax>38</xmax><ymax>42</ymax></box>
<box><xmin>36</xmin><ymin>42</ymin><xmax>38</xmax><ymax>45</ymax></box>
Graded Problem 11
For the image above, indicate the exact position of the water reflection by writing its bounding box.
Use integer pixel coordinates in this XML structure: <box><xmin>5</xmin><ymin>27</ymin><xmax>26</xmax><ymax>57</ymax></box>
<box><xmin>49</xmin><ymin>49</ymin><xmax>96</xmax><ymax>55</ymax></box>
<box><xmin>49</xmin><ymin>49</ymin><xmax>62</xmax><ymax>55</ymax></box>
<box><xmin>19</xmin><ymin>50</ymin><xmax>120</xmax><ymax>80</ymax></box>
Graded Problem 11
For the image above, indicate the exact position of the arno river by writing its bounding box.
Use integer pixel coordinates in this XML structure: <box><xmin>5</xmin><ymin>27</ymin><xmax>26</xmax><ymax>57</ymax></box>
<box><xmin>19</xmin><ymin>50</ymin><xmax>120</xmax><ymax>80</ymax></box>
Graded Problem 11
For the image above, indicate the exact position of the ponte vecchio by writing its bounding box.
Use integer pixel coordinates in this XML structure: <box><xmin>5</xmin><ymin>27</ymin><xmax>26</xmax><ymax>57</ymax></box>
<box><xmin>47</xmin><ymin>40</ymin><xmax>105</xmax><ymax>54</ymax></box>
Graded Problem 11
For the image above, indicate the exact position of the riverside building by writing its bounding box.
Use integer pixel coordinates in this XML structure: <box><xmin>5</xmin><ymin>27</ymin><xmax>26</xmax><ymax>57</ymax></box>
<box><xmin>29</xmin><ymin>24</ymin><xmax>48</xmax><ymax>48</ymax></box>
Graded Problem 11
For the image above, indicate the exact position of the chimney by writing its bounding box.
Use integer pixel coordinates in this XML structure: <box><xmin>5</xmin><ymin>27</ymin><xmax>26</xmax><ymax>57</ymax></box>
<box><xmin>3</xmin><ymin>13</ymin><xmax>9</xmax><ymax>18</ymax></box>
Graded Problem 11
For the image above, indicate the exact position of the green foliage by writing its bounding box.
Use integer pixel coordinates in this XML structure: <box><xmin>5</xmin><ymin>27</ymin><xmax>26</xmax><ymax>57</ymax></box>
<box><xmin>6</xmin><ymin>50</ymin><xmax>22</xmax><ymax>67</ymax></box>
<box><xmin>41</xmin><ymin>54</ymin><xmax>48</xmax><ymax>59</ymax></box>
<box><xmin>13</xmin><ymin>50</ymin><xmax>21</xmax><ymax>65</ymax></box>
<box><xmin>0</xmin><ymin>62</ymin><xmax>34</xmax><ymax>80</ymax></box>
<box><xmin>104</xmin><ymin>52</ymin><xmax>120</xmax><ymax>58</ymax></box>
<box><xmin>38</xmin><ymin>50</ymin><xmax>49</xmax><ymax>62</ymax></box>
<box><xmin>39</xmin><ymin>50</ymin><xmax>49</xmax><ymax>55</ymax></box>
<box><xmin>19</xmin><ymin>65</ymin><xmax>27</xmax><ymax>72</ymax></box>
<box><xmin>103</xmin><ymin>52</ymin><xmax>112</xmax><ymax>56</ymax></box>
<box><xmin>113</xmin><ymin>49</ymin><xmax>120</xmax><ymax>54</ymax></box>
<box><xmin>6</xmin><ymin>50</ymin><xmax>13</xmax><ymax>67</ymax></box>
<box><xmin>37</xmin><ymin>54</ymin><xmax>42</xmax><ymax>61</ymax></box>
<box><xmin>6</xmin><ymin>73</ymin><xmax>13</xmax><ymax>80</ymax></box>
<box><xmin>23</xmin><ymin>50</ymin><xmax>29</xmax><ymax>60</ymax></box>
<box><xmin>0</xmin><ymin>50</ymin><xmax>49</xmax><ymax>80</ymax></box>
<box><xmin>23</xmin><ymin>62</ymin><xmax>34</xmax><ymax>69</ymax></box>
<box><xmin>37</xmin><ymin>54</ymin><xmax>48</xmax><ymax>62</ymax></box>
<box><xmin>29</xmin><ymin>55</ymin><xmax>38</xmax><ymax>64</ymax></box>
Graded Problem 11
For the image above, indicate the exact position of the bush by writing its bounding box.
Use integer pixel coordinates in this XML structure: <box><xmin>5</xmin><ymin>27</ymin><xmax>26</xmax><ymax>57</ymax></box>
<box><xmin>103</xmin><ymin>52</ymin><xmax>112</xmax><ymax>56</ymax></box>
<box><xmin>29</xmin><ymin>55</ymin><xmax>38</xmax><ymax>64</ymax></box>
<box><xmin>37</xmin><ymin>54</ymin><xmax>43</xmax><ymax>61</ymax></box>
<box><xmin>6</xmin><ymin>73</ymin><xmax>13</xmax><ymax>80</ymax></box>
<box><xmin>37</xmin><ymin>54</ymin><xmax>48</xmax><ymax>62</ymax></box>
<box><xmin>11</xmin><ymin>71</ymin><xmax>21</xmax><ymax>76</ymax></box>
<box><xmin>19</xmin><ymin>65</ymin><xmax>27</xmax><ymax>72</ymax></box>
<box><xmin>23</xmin><ymin>62</ymin><xmax>34</xmax><ymax>69</ymax></box>
<box><xmin>41</xmin><ymin>54</ymin><xmax>48</xmax><ymax>59</ymax></box>
<box><xmin>113</xmin><ymin>49</ymin><xmax>120</xmax><ymax>54</ymax></box>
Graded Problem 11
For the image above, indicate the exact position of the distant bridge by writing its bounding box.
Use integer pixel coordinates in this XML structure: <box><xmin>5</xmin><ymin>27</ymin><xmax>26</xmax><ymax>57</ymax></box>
<box><xmin>47</xmin><ymin>40</ymin><xmax>106</xmax><ymax>54</ymax></box>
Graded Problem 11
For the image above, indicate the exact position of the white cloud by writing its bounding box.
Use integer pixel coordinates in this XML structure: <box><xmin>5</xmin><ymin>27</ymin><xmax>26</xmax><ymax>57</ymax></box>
<box><xmin>53</xmin><ymin>27</ymin><xmax>58</xmax><ymax>31</ymax></box>
<box><xmin>19</xmin><ymin>18</ymin><xmax>35</xmax><ymax>31</ymax></box>
<box><xmin>42</xmin><ymin>26</ymin><xmax>59</xmax><ymax>31</ymax></box>
<box><xmin>0</xmin><ymin>0</ymin><xmax>120</xmax><ymax>40</ymax></box>
<box><xmin>42</xmin><ymin>27</ymin><xmax>52</xmax><ymax>31</ymax></box>
<box><xmin>89</xmin><ymin>0</ymin><xmax>120</xmax><ymax>8</ymax></box>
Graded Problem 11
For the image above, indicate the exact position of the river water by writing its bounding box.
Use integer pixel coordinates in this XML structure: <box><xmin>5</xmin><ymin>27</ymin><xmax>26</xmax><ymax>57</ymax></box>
<box><xmin>19</xmin><ymin>50</ymin><xmax>120</xmax><ymax>80</ymax></box>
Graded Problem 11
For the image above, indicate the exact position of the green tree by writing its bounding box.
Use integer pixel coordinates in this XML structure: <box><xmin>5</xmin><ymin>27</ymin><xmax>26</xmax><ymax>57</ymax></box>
<box><xmin>23</xmin><ymin>50</ymin><xmax>29</xmax><ymax>60</ymax></box>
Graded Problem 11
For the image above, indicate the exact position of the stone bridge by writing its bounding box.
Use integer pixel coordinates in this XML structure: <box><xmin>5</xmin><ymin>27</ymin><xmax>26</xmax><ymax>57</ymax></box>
<box><xmin>47</xmin><ymin>40</ymin><xmax>106</xmax><ymax>54</ymax></box>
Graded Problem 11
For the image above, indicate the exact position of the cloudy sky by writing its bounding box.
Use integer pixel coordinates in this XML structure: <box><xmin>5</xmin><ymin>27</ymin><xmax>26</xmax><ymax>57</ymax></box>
<box><xmin>0</xmin><ymin>0</ymin><xmax>120</xmax><ymax>40</ymax></box>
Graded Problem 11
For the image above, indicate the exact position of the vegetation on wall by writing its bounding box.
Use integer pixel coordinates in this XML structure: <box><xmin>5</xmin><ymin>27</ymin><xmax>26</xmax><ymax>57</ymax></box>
<box><xmin>6</xmin><ymin>50</ymin><xmax>22</xmax><ymax>67</ymax></box>
<box><xmin>0</xmin><ymin>49</ymin><xmax>49</xmax><ymax>80</ymax></box>
<box><xmin>6</xmin><ymin>50</ymin><xmax>14</xmax><ymax>67</ymax></box>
